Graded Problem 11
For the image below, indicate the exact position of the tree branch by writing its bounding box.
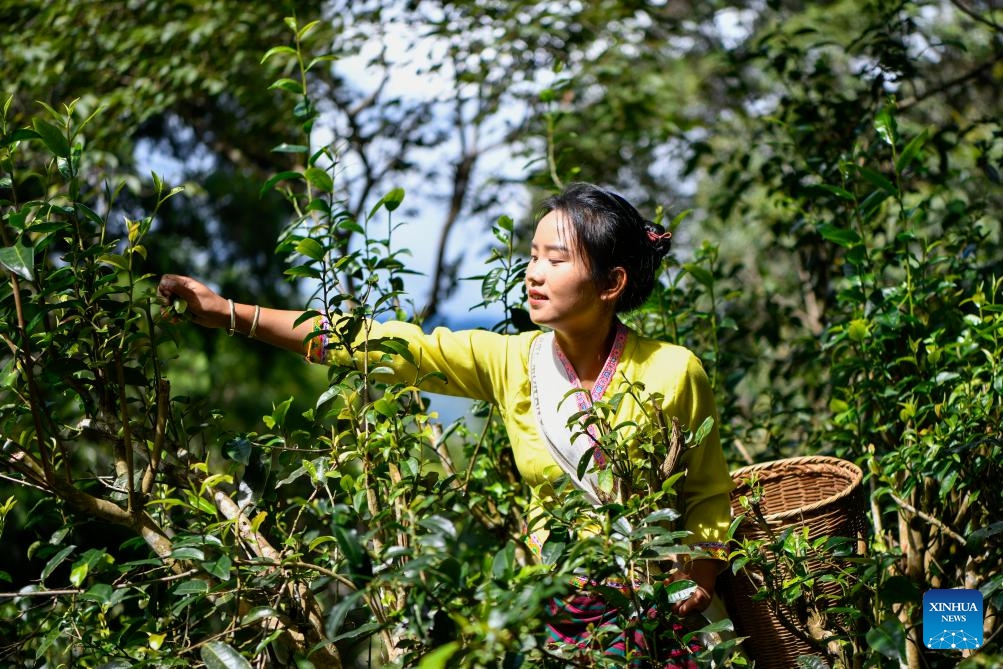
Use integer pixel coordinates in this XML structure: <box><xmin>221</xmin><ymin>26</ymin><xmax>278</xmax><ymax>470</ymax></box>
<box><xmin>949</xmin><ymin>0</ymin><xmax>1003</xmax><ymax>32</ymax></box>
<box><xmin>889</xmin><ymin>490</ymin><xmax>968</xmax><ymax>547</ymax></box>
<box><xmin>142</xmin><ymin>379</ymin><xmax>170</xmax><ymax>496</ymax></box>
<box><xmin>896</xmin><ymin>51</ymin><xmax>1003</xmax><ymax>111</ymax></box>
<box><xmin>113</xmin><ymin>351</ymin><xmax>138</xmax><ymax>514</ymax></box>
<box><xmin>210</xmin><ymin>488</ymin><xmax>343</xmax><ymax>669</ymax></box>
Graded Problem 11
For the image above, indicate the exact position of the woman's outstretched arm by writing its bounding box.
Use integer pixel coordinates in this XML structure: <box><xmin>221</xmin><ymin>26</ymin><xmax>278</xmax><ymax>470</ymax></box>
<box><xmin>157</xmin><ymin>274</ymin><xmax>313</xmax><ymax>355</ymax></box>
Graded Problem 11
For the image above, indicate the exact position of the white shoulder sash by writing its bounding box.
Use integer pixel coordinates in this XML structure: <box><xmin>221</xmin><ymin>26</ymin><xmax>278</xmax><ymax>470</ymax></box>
<box><xmin>529</xmin><ymin>331</ymin><xmax>606</xmax><ymax>505</ymax></box>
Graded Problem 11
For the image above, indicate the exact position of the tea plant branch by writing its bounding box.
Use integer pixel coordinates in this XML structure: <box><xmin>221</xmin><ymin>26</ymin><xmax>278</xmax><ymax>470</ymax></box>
<box><xmin>0</xmin><ymin>468</ymin><xmax>47</xmax><ymax>492</ymax></box>
<box><xmin>463</xmin><ymin>405</ymin><xmax>494</xmax><ymax>489</ymax></box>
<box><xmin>282</xmin><ymin>561</ymin><xmax>362</xmax><ymax>603</ymax></box>
<box><xmin>888</xmin><ymin>490</ymin><xmax>967</xmax><ymax>546</ymax></box>
<box><xmin>1</xmin><ymin>436</ymin><xmax>49</xmax><ymax>486</ymax></box>
<box><xmin>735</xmin><ymin>554</ymin><xmax>833</xmax><ymax>657</ymax></box>
<box><xmin>4</xmin><ymin>273</ymin><xmax>56</xmax><ymax>485</ymax></box>
<box><xmin>951</xmin><ymin>490</ymin><xmax>972</xmax><ymax>534</ymax></box>
<box><xmin>1</xmin><ymin>132</ymin><xmax>49</xmax><ymax>484</ymax></box>
<box><xmin>731</xmin><ymin>437</ymin><xmax>755</xmax><ymax>467</ymax></box>
<box><xmin>118</xmin><ymin>567</ymin><xmax>202</xmax><ymax>587</ymax></box>
<box><xmin>427</xmin><ymin>415</ymin><xmax>458</xmax><ymax>478</ymax></box>
<box><xmin>285</xmin><ymin>559</ymin><xmax>398</xmax><ymax>659</ymax></box>
<box><xmin>210</xmin><ymin>486</ymin><xmax>342</xmax><ymax>668</ymax></box>
<box><xmin>49</xmin><ymin>477</ymin><xmax>179</xmax><ymax>566</ymax></box>
<box><xmin>0</xmin><ymin>564</ymin><xmax>204</xmax><ymax>600</ymax></box>
<box><xmin>733</xmin><ymin>493</ymin><xmax>838</xmax><ymax>653</ymax></box>
<box><xmin>0</xmin><ymin>330</ymin><xmax>16</xmax><ymax>356</ymax></box>
<box><xmin>655</xmin><ymin>409</ymin><xmax>685</xmax><ymax>481</ymax></box>
<box><xmin>113</xmin><ymin>350</ymin><xmax>138</xmax><ymax>515</ymax></box>
<box><xmin>806</xmin><ymin>609</ymin><xmax>847</xmax><ymax>662</ymax></box>
<box><xmin>869</xmin><ymin>476</ymin><xmax>886</xmax><ymax>548</ymax></box>
<box><xmin>795</xmin><ymin>261</ymin><xmax>825</xmax><ymax>336</ymax></box>
<box><xmin>141</xmin><ymin>379</ymin><xmax>170</xmax><ymax>496</ymax></box>
<box><xmin>0</xmin><ymin>589</ymin><xmax>84</xmax><ymax>598</ymax></box>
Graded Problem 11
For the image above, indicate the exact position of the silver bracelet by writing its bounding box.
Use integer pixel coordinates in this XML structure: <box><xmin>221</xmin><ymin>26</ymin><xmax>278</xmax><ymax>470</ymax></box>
<box><xmin>248</xmin><ymin>304</ymin><xmax>261</xmax><ymax>339</ymax></box>
<box><xmin>227</xmin><ymin>299</ymin><xmax>236</xmax><ymax>336</ymax></box>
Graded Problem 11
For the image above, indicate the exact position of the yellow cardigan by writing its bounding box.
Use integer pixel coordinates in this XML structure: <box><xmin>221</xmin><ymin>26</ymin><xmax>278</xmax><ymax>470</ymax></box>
<box><xmin>312</xmin><ymin>318</ymin><xmax>733</xmax><ymax>557</ymax></box>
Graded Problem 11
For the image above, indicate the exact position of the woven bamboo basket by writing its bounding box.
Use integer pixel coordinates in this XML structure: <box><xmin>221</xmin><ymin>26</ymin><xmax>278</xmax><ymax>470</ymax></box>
<box><xmin>720</xmin><ymin>456</ymin><xmax>866</xmax><ymax>669</ymax></box>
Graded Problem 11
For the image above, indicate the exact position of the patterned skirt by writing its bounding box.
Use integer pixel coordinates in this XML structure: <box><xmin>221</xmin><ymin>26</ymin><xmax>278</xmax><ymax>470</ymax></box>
<box><xmin>544</xmin><ymin>592</ymin><xmax>703</xmax><ymax>668</ymax></box>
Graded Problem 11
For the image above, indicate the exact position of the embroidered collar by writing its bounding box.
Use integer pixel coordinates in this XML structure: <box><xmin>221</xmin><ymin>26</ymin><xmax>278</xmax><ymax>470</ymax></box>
<box><xmin>552</xmin><ymin>322</ymin><xmax>628</xmax><ymax>468</ymax></box>
<box><xmin>553</xmin><ymin>321</ymin><xmax>628</xmax><ymax>404</ymax></box>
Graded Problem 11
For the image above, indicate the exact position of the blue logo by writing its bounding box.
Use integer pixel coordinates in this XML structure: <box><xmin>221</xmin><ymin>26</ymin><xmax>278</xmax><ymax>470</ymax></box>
<box><xmin>923</xmin><ymin>589</ymin><xmax>983</xmax><ymax>650</ymax></box>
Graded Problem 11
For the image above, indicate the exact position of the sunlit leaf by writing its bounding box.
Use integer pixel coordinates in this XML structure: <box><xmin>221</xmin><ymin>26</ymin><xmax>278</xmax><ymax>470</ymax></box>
<box><xmin>295</xmin><ymin>238</ymin><xmax>325</xmax><ymax>261</ymax></box>
<box><xmin>818</xmin><ymin>223</ymin><xmax>861</xmax><ymax>247</ymax></box>
<box><xmin>268</xmin><ymin>78</ymin><xmax>302</xmax><ymax>94</ymax></box>
<box><xmin>32</xmin><ymin>118</ymin><xmax>70</xmax><ymax>157</ymax></box>
<box><xmin>683</xmin><ymin>263</ymin><xmax>713</xmax><ymax>288</ymax></box>
<box><xmin>260</xmin><ymin>45</ymin><xmax>297</xmax><ymax>64</ymax></box>
<box><xmin>200</xmin><ymin>640</ymin><xmax>252</xmax><ymax>669</ymax></box>
<box><xmin>795</xmin><ymin>655</ymin><xmax>830</xmax><ymax>669</ymax></box>
<box><xmin>260</xmin><ymin>170</ymin><xmax>303</xmax><ymax>198</ymax></box>
<box><xmin>866</xmin><ymin>619</ymin><xmax>905</xmax><ymax>659</ymax></box>
<box><xmin>271</xmin><ymin>397</ymin><xmax>292</xmax><ymax>427</ymax></box>
<box><xmin>372</xmin><ymin>187</ymin><xmax>405</xmax><ymax>215</ymax></box>
<box><xmin>40</xmin><ymin>545</ymin><xmax>75</xmax><ymax>584</ymax></box>
<box><xmin>170</xmin><ymin>547</ymin><xmax>205</xmax><ymax>561</ymax></box>
<box><xmin>239</xmin><ymin>606</ymin><xmax>279</xmax><ymax>626</ymax></box>
<box><xmin>68</xmin><ymin>563</ymin><xmax>88</xmax><ymax>587</ymax></box>
<box><xmin>417</xmin><ymin>642</ymin><xmax>459</xmax><ymax>669</ymax></box>
<box><xmin>808</xmin><ymin>184</ymin><xmax>854</xmax><ymax>201</ymax></box>
<box><xmin>1</xmin><ymin>128</ymin><xmax>41</xmax><ymax>147</ymax></box>
<box><xmin>304</xmin><ymin>166</ymin><xmax>333</xmax><ymax>192</ymax></box>
<box><xmin>0</xmin><ymin>242</ymin><xmax>35</xmax><ymax>281</ymax></box>
<box><xmin>297</xmin><ymin>20</ymin><xmax>320</xmax><ymax>40</ymax></box>
<box><xmin>874</xmin><ymin>106</ymin><xmax>897</xmax><ymax>147</ymax></box>
<box><xmin>172</xmin><ymin>579</ymin><xmax>209</xmax><ymax>596</ymax></box>
<box><xmin>896</xmin><ymin>128</ymin><xmax>928</xmax><ymax>173</ymax></box>
<box><xmin>856</xmin><ymin>166</ymin><xmax>896</xmax><ymax>194</ymax></box>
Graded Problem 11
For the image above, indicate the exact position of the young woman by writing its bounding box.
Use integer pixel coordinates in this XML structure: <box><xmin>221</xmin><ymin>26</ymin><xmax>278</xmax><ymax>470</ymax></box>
<box><xmin>158</xmin><ymin>182</ymin><xmax>733</xmax><ymax>666</ymax></box>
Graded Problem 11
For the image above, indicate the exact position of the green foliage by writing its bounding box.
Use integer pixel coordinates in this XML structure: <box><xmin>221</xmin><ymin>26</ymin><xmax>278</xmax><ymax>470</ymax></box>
<box><xmin>0</xmin><ymin>25</ymin><xmax>732</xmax><ymax>669</ymax></box>
<box><xmin>816</xmin><ymin>110</ymin><xmax>1002</xmax><ymax>667</ymax></box>
<box><xmin>3</xmin><ymin>2</ymin><xmax>1003</xmax><ymax>669</ymax></box>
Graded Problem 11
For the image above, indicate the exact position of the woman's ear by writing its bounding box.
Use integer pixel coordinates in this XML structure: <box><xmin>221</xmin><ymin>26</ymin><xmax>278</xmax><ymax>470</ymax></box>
<box><xmin>601</xmin><ymin>267</ymin><xmax>628</xmax><ymax>304</ymax></box>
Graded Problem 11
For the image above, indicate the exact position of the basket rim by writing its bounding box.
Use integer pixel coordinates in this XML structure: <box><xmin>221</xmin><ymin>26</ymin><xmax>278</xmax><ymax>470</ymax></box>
<box><xmin>730</xmin><ymin>455</ymin><xmax>863</xmax><ymax>522</ymax></box>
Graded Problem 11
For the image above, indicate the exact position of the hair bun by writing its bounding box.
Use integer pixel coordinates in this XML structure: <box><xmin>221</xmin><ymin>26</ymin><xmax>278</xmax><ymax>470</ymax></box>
<box><xmin>644</xmin><ymin>223</ymin><xmax>672</xmax><ymax>258</ymax></box>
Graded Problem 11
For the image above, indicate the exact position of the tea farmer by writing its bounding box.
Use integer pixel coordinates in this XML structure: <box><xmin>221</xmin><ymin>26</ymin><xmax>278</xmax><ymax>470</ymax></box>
<box><xmin>158</xmin><ymin>182</ymin><xmax>734</xmax><ymax>666</ymax></box>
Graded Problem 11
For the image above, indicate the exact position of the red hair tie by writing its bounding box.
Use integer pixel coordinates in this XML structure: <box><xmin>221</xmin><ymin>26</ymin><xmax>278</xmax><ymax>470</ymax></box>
<box><xmin>647</xmin><ymin>229</ymin><xmax>672</xmax><ymax>243</ymax></box>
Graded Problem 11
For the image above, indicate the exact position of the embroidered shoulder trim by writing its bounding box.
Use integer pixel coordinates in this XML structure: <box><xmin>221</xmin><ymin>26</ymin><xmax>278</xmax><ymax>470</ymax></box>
<box><xmin>552</xmin><ymin>322</ymin><xmax>628</xmax><ymax>404</ymax></box>
<box><xmin>591</xmin><ymin>322</ymin><xmax>627</xmax><ymax>403</ymax></box>
<box><xmin>689</xmin><ymin>542</ymin><xmax>729</xmax><ymax>562</ymax></box>
<box><xmin>305</xmin><ymin>315</ymin><xmax>330</xmax><ymax>363</ymax></box>
<box><xmin>551</xmin><ymin>322</ymin><xmax>628</xmax><ymax>468</ymax></box>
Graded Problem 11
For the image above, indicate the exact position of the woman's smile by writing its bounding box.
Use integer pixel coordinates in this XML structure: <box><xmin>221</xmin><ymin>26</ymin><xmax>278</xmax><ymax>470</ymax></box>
<box><xmin>527</xmin><ymin>289</ymin><xmax>547</xmax><ymax>303</ymax></box>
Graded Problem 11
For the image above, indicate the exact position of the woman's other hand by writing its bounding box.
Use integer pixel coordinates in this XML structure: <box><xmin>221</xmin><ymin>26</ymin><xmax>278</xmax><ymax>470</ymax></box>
<box><xmin>157</xmin><ymin>274</ymin><xmax>229</xmax><ymax>329</ymax></box>
<box><xmin>670</xmin><ymin>558</ymin><xmax>722</xmax><ymax>616</ymax></box>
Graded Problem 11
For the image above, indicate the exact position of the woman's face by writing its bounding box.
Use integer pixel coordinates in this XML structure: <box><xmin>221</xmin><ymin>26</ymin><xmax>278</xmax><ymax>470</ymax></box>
<box><xmin>526</xmin><ymin>210</ymin><xmax>608</xmax><ymax>334</ymax></box>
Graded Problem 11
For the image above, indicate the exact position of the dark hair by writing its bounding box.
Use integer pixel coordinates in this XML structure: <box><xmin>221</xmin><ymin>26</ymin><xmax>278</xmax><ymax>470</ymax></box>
<box><xmin>539</xmin><ymin>182</ymin><xmax>671</xmax><ymax>313</ymax></box>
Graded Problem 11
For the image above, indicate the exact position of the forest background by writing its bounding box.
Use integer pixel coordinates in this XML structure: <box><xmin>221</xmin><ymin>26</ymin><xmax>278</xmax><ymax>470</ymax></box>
<box><xmin>1</xmin><ymin>1</ymin><xmax>1000</xmax><ymax>668</ymax></box>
